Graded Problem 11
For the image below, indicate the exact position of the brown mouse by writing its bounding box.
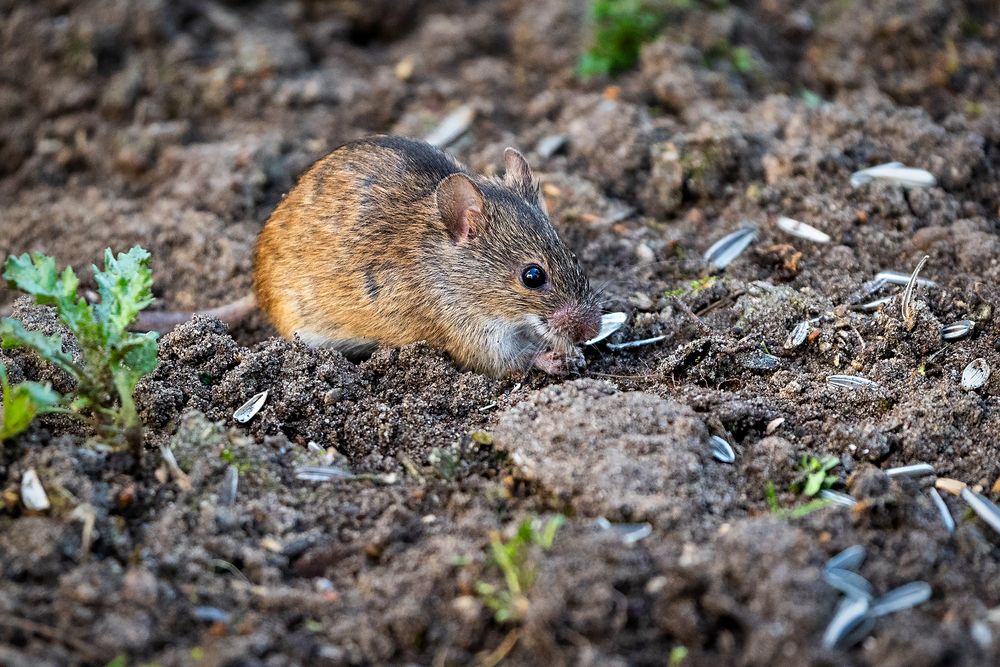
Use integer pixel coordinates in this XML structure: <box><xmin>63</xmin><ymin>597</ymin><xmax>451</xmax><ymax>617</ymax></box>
<box><xmin>138</xmin><ymin>136</ymin><xmax>602</xmax><ymax>377</ymax></box>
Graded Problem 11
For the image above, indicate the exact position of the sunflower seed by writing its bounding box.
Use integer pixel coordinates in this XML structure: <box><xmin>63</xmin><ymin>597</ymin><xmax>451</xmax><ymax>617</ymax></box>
<box><xmin>536</xmin><ymin>134</ymin><xmax>567</xmax><ymax>158</ymax></box>
<box><xmin>233</xmin><ymin>390</ymin><xmax>268</xmax><ymax>423</ymax></box>
<box><xmin>850</xmin><ymin>162</ymin><xmax>936</xmax><ymax>189</ymax></box>
<box><xmin>709</xmin><ymin>435</ymin><xmax>736</xmax><ymax>463</ymax></box>
<box><xmin>607</xmin><ymin>335</ymin><xmax>666</xmax><ymax>351</ymax></box>
<box><xmin>741</xmin><ymin>351</ymin><xmax>780</xmax><ymax>371</ymax></box>
<box><xmin>425</xmin><ymin>104</ymin><xmax>475</xmax><ymax>148</ymax></box>
<box><xmin>826</xmin><ymin>375</ymin><xmax>880</xmax><ymax>390</ymax></box>
<box><xmin>851</xmin><ymin>296</ymin><xmax>894</xmax><ymax>313</ymax></box>
<box><xmin>928</xmin><ymin>488</ymin><xmax>955</xmax><ymax>533</ymax></box>
<box><xmin>961</xmin><ymin>487</ymin><xmax>1000</xmax><ymax>535</ymax></box>
<box><xmin>585</xmin><ymin>312</ymin><xmax>627</xmax><ymax>345</ymax></box>
<box><xmin>160</xmin><ymin>445</ymin><xmax>193</xmax><ymax>491</ymax></box>
<box><xmin>820</xmin><ymin>489</ymin><xmax>857</xmax><ymax>507</ymax></box>
<box><xmin>295</xmin><ymin>465</ymin><xmax>357</xmax><ymax>482</ymax></box>
<box><xmin>885</xmin><ymin>463</ymin><xmax>935</xmax><ymax>479</ymax></box>
<box><xmin>868</xmin><ymin>581</ymin><xmax>932</xmax><ymax>618</ymax></box>
<box><xmin>961</xmin><ymin>358</ymin><xmax>990</xmax><ymax>390</ymax></box>
<box><xmin>776</xmin><ymin>216</ymin><xmax>831</xmax><ymax>243</ymax></box>
<box><xmin>20</xmin><ymin>468</ymin><xmax>50</xmax><ymax>511</ymax></box>
<box><xmin>826</xmin><ymin>545</ymin><xmax>866</xmax><ymax>572</ymax></box>
<box><xmin>874</xmin><ymin>270</ymin><xmax>937</xmax><ymax>288</ymax></box>
<box><xmin>822</xmin><ymin>596</ymin><xmax>874</xmax><ymax>650</ymax></box>
<box><xmin>823</xmin><ymin>567</ymin><xmax>874</xmax><ymax>600</ymax></box>
<box><xmin>901</xmin><ymin>255</ymin><xmax>930</xmax><ymax>329</ymax></box>
<box><xmin>941</xmin><ymin>320</ymin><xmax>975</xmax><ymax>341</ymax></box>
<box><xmin>703</xmin><ymin>226</ymin><xmax>757</xmax><ymax>271</ymax></box>
<box><xmin>785</xmin><ymin>321</ymin><xmax>811</xmax><ymax>349</ymax></box>
<box><xmin>219</xmin><ymin>465</ymin><xmax>239</xmax><ymax>507</ymax></box>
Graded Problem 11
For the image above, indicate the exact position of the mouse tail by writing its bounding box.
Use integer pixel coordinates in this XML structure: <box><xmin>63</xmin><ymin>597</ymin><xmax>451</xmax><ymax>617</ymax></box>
<box><xmin>133</xmin><ymin>294</ymin><xmax>256</xmax><ymax>333</ymax></box>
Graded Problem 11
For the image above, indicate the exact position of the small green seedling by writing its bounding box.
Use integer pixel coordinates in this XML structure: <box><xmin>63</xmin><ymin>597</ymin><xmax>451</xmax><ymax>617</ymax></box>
<box><xmin>578</xmin><ymin>0</ymin><xmax>663</xmax><ymax>78</ymax></box>
<box><xmin>792</xmin><ymin>455</ymin><xmax>840</xmax><ymax>497</ymax></box>
<box><xmin>0</xmin><ymin>247</ymin><xmax>158</xmax><ymax>448</ymax></box>
<box><xmin>475</xmin><ymin>515</ymin><xmax>565</xmax><ymax>623</ymax></box>
<box><xmin>0</xmin><ymin>362</ymin><xmax>62</xmax><ymax>442</ymax></box>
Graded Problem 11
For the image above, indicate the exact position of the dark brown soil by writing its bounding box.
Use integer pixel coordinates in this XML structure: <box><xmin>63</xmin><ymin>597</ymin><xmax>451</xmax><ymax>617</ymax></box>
<box><xmin>3</xmin><ymin>1</ymin><xmax>1000</xmax><ymax>665</ymax></box>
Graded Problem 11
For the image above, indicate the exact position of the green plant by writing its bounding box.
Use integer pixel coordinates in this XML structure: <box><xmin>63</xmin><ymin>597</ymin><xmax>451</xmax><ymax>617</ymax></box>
<box><xmin>0</xmin><ymin>247</ymin><xmax>158</xmax><ymax>448</ymax></box>
<box><xmin>0</xmin><ymin>362</ymin><xmax>62</xmax><ymax>442</ymax></box>
<box><xmin>791</xmin><ymin>455</ymin><xmax>840</xmax><ymax>497</ymax></box>
<box><xmin>475</xmin><ymin>515</ymin><xmax>565</xmax><ymax>623</ymax></box>
<box><xmin>578</xmin><ymin>0</ymin><xmax>664</xmax><ymax>78</ymax></box>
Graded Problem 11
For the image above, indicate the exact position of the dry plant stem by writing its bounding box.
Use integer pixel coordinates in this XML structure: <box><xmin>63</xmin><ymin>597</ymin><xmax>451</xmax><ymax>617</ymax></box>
<box><xmin>475</xmin><ymin>629</ymin><xmax>520</xmax><ymax>667</ymax></box>
<box><xmin>902</xmin><ymin>255</ymin><xmax>929</xmax><ymax>330</ymax></box>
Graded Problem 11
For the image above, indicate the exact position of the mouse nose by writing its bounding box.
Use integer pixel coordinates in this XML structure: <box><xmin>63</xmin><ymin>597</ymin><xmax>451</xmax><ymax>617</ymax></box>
<box><xmin>549</xmin><ymin>303</ymin><xmax>601</xmax><ymax>343</ymax></box>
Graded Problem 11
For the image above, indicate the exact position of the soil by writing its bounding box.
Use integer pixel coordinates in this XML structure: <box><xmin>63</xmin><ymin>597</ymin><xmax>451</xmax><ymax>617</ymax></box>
<box><xmin>2</xmin><ymin>1</ymin><xmax>1000</xmax><ymax>665</ymax></box>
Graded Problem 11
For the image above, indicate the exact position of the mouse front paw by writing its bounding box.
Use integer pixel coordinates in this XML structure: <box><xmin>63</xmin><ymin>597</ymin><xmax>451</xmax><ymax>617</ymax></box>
<box><xmin>532</xmin><ymin>346</ymin><xmax>585</xmax><ymax>375</ymax></box>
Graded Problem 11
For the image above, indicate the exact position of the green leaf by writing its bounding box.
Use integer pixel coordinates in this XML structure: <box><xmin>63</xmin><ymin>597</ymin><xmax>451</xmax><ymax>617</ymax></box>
<box><xmin>0</xmin><ymin>318</ymin><xmax>80</xmax><ymax>379</ymax></box>
<box><xmin>121</xmin><ymin>331</ymin><xmax>159</xmax><ymax>375</ymax></box>
<box><xmin>92</xmin><ymin>246</ymin><xmax>154</xmax><ymax>338</ymax></box>
<box><xmin>537</xmin><ymin>515</ymin><xmax>565</xmax><ymax>550</ymax></box>
<box><xmin>0</xmin><ymin>363</ymin><xmax>62</xmax><ymax>441</ymax></box>
<box><xmin>2</xmin><ymin>252</ymin><xmax>77</xmax><ymax>306</ymax></box>
<box><xmin>803</xmin><ymin>471</ymin><xmax>825</xmax><ymax>496</ymax></box>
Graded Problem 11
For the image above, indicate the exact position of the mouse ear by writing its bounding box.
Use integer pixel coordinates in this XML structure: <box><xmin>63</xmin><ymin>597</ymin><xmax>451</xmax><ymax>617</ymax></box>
<box><xmin>503</xmin><ymin>147</ymin><xmax>537</xmax><ymax>201</ymax></box>
<box><xmin>436</xmin><ymin>173</ymin><xmax>486</xmax><ymax>243</ymax></box>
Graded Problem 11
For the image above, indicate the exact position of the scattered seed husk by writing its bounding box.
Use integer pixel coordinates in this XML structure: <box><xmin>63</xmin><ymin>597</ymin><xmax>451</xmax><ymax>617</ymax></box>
<box><xmin>961</xmin><ymin>488</ymin><xmax>1000</xmax><ymax>535</ymax></box>
<box><xmin>585</xmin><ymin>312</ymin><xmax>627</xmax><ymax>345</ymax></box>
<box><xmin>941</xmin><ymin>320</ymin><xmax>975</xmax><ymax>341</ymax></box>
<box><xmin>851</xmin><ymin>296</ymin><xmax>894</xmax><ymax>313</ymax></box>
<box><xmin>593</xmin><ymin>518</ymin><xmax>654</xmax><ymax>545</ymax></box>
<box><xmin>874</xmin><ymin>270</ymin><xmax>937</xmax><ymax>288</ymax></box>
<box><xmin>776</xmin><ymin>216</ymin><xmax>831</xmax><ymax>243</ymax></box>
<box><xmin>928</xmin><ymin>488</ymin><xmax>955</xmax><ymax>533</ymax></box>
<box><xmin>885</xmin><ymin>463</ymin><xmax>935</xmax><ymax>479</ymax></box>
<box><xmin>233</xmin><ymin>390</ymin><xmax>268</xmax><ymax>423</ymax></box>
<box><xmin>765</xmin><ymin>417</ymin><xmax>785</xmax><ymax>435</ymax></box>
<box><xmin>741</xmin><ymin>351</ymin><xmax>780</xmax><ymax>371</ymax></box>
<box><xmin>901</xmin><ymin>255</ymin><xmax>930</xmax><ymax>330</ymax></box>
<box><xmin>868</xmin><ymin>581</ymin><xmax>932</xmax><ymax>618</ymax></box>
<box><xmin>703</xmin><ymin>226</ymin><xmax>757</xmax><ymax>271</ymax></box>
<box><xmin>607</xmin><ymin>335</ymin><xmax>666</xmax><ymax>351</ymax></box>
<box><xmin>850</xmin><ymin>162</ymin><xmax>936</xmax><ymax>189</ymax></box>
<box><xmin>961</xmin><ymin>358</ymin><xmax>990</xmax><ymax>390</ymax></box>
<box><xmin>823</xmin><ymin>567</ymin><xmax>874</xmax><ymax>601</ymax></box>
<box><xmin>295</xmin><ymin>465</ymin><xmax>397</xmax><ymax>485</ymax></box>
<box><xmin>827</xmin><ymin>375</ymin><xmax>880</xmax><ymax>390</ymax></box>
<box><xmin>193</xmin><ymin>606</ymin><xmax>232</xmax><ymax>624</ymax></box>
<box><xmin>535</xmin><ymin>134</ymin><xmax>567</xmax><ymax>158</ymax></box>
<box><xmin>785</xmin><ymin>321</ymin><xmax>811</xmax><ymax>349</ymax></box>
<box><xmin>820</xmin><ymin>489</ymin><xmax>857</xmax><ymax>508</ymax></box>
<box><xmin>822</xmin><ymin>596</ymin><xmax>874</xmax><ymax>650</ymax></box>
<box><xmin>424</xmin><ymin>104</ymin><xmax>475</xmax><ymax>148</ymax></box>
<box><xmin>20</xmin><ymin>468</ymin><xmax>50</xmax><ymax>511</ymax></box>
<box><xmin>295</xmin><ymin>465</ymin><xmax>357</xmax><ymax>482</ymax></box>
<box><xmin>935</xmin><ymin>478</ymin><xmax>967</xmax><ymax>496</ymax></box>
<box><xmin>709</xmin><ymin>435</ymin><xmax>736</xmax><ymax>463</ymax></box>
<box><xmin>826</xmin><ymin>545</ymin><xmax>866</xmax><ymax>572</ymax></box>
<box><xmin>219</xmin><ymin>465</ymin><xmax>239</xmax><ymax>507</ymax></box>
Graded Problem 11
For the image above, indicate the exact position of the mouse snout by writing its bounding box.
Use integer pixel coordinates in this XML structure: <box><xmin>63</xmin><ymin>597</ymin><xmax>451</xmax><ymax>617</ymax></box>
<box><xmin>548</xmin><ymin>303</ymin><xmax>601</xmax><ymax>343</ymax></box>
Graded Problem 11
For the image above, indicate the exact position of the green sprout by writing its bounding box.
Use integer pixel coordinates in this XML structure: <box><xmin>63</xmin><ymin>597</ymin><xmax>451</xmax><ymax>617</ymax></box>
<box><xmin>0</xmin><ymin>247</ymin><xmax>158</xmax><ymax>449</ymax></box>
<box><xmin>792</xmin><ymin>455</ymin><xmax>841</xmax><ymax>497</ymax></box>
<box><xmin>475</xmin><ymin>515</ymin><xmax>565</xmax><ymax>623</ymax></box>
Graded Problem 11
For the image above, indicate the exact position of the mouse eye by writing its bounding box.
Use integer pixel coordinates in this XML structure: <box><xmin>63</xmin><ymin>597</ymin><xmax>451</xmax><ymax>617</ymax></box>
<box><xmin>520</xmin><ymin>264</ymin><xmax>547</xmax><ymax>289</ymax></box>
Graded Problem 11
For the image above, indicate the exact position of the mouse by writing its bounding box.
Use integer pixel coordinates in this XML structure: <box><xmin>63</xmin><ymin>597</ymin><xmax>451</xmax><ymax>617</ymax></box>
<box><xmin>139</xmin><ymin>136</ymin><xmax>602</xmax><ymax>377</ymax></box>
